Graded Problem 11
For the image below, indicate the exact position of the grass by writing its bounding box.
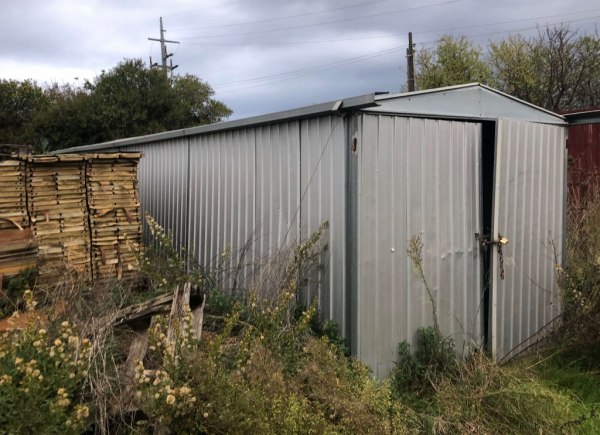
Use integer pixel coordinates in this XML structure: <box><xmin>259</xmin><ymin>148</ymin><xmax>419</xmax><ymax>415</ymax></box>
<box><xmin>527</xmin><ymin>355</ymin><xmax>600</xmax><ymax>433</ymax></box>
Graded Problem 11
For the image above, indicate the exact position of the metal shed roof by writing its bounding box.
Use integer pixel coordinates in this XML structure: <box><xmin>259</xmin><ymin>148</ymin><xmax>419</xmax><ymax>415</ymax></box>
<box><xmin>370</xmin><ymin>83</ymin><xmax>566</xmax><ymax>124</ymax></box>
<box><xmin>58</xmin><ymin>83</ymin><xmax>565</xmax><ymax>153</ymax></box>
<box><xmin>562</xmin><ymin>109</ymin><xmax>600</xmax><ymax>125</ymax></box>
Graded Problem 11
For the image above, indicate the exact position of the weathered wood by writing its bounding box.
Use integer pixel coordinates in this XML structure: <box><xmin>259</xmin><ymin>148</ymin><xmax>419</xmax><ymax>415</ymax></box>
<box><xmin>191</xmin><ymin>294</ymin><xmax>206</xmax><ymax>340</ymax></box>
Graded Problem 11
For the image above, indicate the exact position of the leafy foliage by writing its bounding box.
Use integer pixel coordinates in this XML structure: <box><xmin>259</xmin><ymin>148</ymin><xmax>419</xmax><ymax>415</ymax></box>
<box><xmin>0</xmin><ymin>79</ymin><xmax>48</xmax><ymax>145</ymax></box>
<box><xmin>0</xmin><ymin>59</ymin><xmax>231</xmax><ymax>152</ymax></box>
<box><xmin>490</xmin><ymin>25</ymin><xmax>600</xmax><ymax>111</ymax></box>
<box><xmin>415</xmin><ymin>35</ymin><xmax>493</xmax><ymax>89</ymax></box>
<box><xmin>391</xmin><ymin>327</ymin><xmax>458</xmax><ymax>397</ymax></box>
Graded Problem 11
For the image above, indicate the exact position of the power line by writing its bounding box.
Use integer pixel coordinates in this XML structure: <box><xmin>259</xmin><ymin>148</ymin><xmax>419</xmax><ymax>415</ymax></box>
<box><xmin>176</xmin><ymin>0</ymin><xmax>463</xmax><ymax>39</ymax></box>
<box><xmin>172</xmin><ymin>0</ymin><xmax>399</xmax><ymax>31</ymax></box>
<box><xmin>213</xmin><ymin>47</ymin><xmax>407</xmax><ymax>95</ymax></box>
<box><xmin>163</xmin><ymin>0</ymin><xmax>251</xmax><ymax>17</ymax></box>
<box><xmin>213</xmin><ymin>46</ymin><xmax>407</xmax><ymax>89</ymax></box>
<box><xmin>179</xmin><ymin>7</ymin><xmax>600</xmax><ymax>46</ymax></box>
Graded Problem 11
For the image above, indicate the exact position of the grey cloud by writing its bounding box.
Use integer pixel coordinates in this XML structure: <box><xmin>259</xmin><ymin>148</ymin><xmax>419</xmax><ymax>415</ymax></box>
<box><xmin>2</xmin><ymin>0</ymin><xmax>599</xmax><ymax>120</ymax></box>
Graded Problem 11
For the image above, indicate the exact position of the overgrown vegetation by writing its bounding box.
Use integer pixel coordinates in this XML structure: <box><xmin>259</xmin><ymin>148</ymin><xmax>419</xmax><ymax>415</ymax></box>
<box><xmin>2</xmin><ymin>201</ymin><xmax>600</xmax><ymax>432</ymax></box>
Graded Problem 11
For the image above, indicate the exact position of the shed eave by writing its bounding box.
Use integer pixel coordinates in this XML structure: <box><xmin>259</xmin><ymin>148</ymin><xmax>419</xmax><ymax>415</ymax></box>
<box><xmin>55</xmin><ymin>93</ymin><xmax>378</xmax><ymax>154</ymax></box>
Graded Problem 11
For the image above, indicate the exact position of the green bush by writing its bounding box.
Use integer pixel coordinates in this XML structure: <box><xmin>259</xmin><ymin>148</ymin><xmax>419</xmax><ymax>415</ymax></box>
<box><xmin>391</xmin><ymin>326</ymin><xmax>458</xmax><ymax>400</ymax></box>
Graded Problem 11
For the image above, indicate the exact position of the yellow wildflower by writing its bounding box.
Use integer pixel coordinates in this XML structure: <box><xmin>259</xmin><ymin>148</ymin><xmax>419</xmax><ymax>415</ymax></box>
<box><xmin>75</xmin><ymin>405</ymin><xmax>90</xmax><ymax>419</ymax></box>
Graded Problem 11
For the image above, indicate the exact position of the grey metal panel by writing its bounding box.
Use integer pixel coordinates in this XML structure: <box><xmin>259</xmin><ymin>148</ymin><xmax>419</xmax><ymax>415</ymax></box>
<box><xmin>356</xmin><ymin>114</ymin><xmax>482</xmax><ymax>377</ymax></box>
<box><xmin>369</xmin><ymin>84</ymin><xmax>566</xmax><ymax>125</ymax></box>
<box><xmin>186</xmin><ymin>122</ymin><xmax>304</xmax><ymax>292</ymax></box>
<box><xmin>299</xmin><ymin>115</ymin><xmax>347</xmax><ymax>333</ymax></box>
<box><xmin>187</xmin><ymin>128</ymin><xmax>258</xmax><ymax>285</ymax></box>
<box><xmin>491</xmin><ymin>118</ymin><xmax>566</xmax><ymax>361</ymax></box>
<box><xmin>255</xmin><ymin>122</ymin><xmax>301</xmax><ymax>263</ymax></box>
<box><xmin>120</xmin><ymin>139</ymin><xmax>189</xmax><ymax>251</ymax></box>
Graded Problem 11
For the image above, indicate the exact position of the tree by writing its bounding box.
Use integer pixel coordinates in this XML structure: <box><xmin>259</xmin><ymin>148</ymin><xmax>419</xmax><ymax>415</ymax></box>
<box><xmin>415</xmin><ymin>36</ymin><xmax>493</xmax><ymax>89</ymax></box>
<box><xmin>1</xmin><ymin>59</ymin><xmax>232</xmax><ymax>151</ymax></box>
<box><xmin>169</xmin><ymin>74</ymin><xmax>232</xmax><ymax>128</ymax></box>
<box><xmin>0</xmin><ymin>79</ymin><xmax>48</xmax><ymax>145</ymax></box>
<box><xmin>490</xmin><ymin>25</ymin><xmax>600</xmax><ymax>111</ymax></box>
<box><xmin>30</xmin><ymin>83</ymin><xmax>100</xmax><ymax>151</ymax></box>
<box><xmin>80</xmin><ymin>59</ymin><xmax>232</xmax><ymax>148</ymax></box>
<box><xmin>488</xmin><ymin>35</ymin><xmax>539</xmax><ymax>104</ymax></box>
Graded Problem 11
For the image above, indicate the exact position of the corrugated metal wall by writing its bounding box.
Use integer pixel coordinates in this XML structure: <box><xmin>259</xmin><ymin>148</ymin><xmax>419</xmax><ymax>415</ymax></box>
<box><xmin>121</xmin><ymin>116</ymin><xmax>347</xmax><ymax>331</ymax></box>
<box><xmin>300</xmin><ymin>116</ymin><xmax>347</xmax><ymax>331</ymax></box>
<box><xmin>122</xmin><ymin>139</ymin><xmax>190</xmax><ymax>250</ymax></box>
<box><xmin>567</xmin><ymin>123</ymin><xmax>600</xmax><ymax>197</ymax></box>
<box><xmin>491</xmin><ymin>118</ymin><xmax>565</xmax><ymax>361</ymax></box>
<box><xmin>354</xmin><ymin>114</ymin><xmax>483</xmax><ymax>377</ymax></box>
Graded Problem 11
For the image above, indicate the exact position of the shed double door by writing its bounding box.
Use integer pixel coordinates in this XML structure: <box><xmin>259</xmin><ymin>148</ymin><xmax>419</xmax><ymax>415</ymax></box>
<box><xmin>489</xmin><ymin>118</ymin><xmax>566</xmax><ymax>361</ymax></box>
<box><xmin>354</xmin><ymin>115</ymin><xmax>565</xmax><ymax>376</ymax></box>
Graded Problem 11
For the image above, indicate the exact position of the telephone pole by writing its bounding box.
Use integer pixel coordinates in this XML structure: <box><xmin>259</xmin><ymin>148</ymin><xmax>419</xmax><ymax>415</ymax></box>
<box><xmin>406</xmin><ymin>32</ymin><xmax>415</xmax><ymax>92</ymax></box>
<box><xmin>148</xmin><ymin>17</ymin><xmax>179</xmax><ymax>77</ymax></box>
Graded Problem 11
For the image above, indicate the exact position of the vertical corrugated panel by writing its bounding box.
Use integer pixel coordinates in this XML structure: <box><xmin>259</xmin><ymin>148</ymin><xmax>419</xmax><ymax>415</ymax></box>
<box><xmin>491</xmin><ymin>119</ymin><xmax>565</xmax><ymax>361</ymax></box>
<box><xmin>187</xmin><ymin>123</ymin><xmax>302</xmax><ymax>292</ymax></box>
<box><xmin>255</xmin><ymin>122</ymin><xmax>301</xmax><ymax>265</ymax></box>
<box><xmin>567</xmin><ymin>123</ymin><xmax>600</xmax><ymax>197</ymax></box>
<box><xmin>188</xmin><ymin>129</ymin><xmax>257</xmax><ymax>284</ymax></box>
<box><xmin>356</xmin><ymin>114</ymin><xmax>482</xmax><ymax>377</ymax></box>
<box><xmin>299</xmin><ymin>116</ymin><xmax>347</xmax><ymax>334</ymax></box>
<box><xmin>121</xmin><ymin>139</ymin><xmax>189</xmax><ymax>250</ymax></box>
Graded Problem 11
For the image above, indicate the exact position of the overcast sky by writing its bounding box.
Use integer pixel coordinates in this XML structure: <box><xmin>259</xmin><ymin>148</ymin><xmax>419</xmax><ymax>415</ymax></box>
<box><xmin>1</xmin><ymin>0</ymin><xmax>599</xmax><ymax>120</ymax></box>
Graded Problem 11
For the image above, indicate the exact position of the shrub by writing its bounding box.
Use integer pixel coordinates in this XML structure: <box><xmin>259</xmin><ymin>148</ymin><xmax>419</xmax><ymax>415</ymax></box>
<box><xmin>556</xmin><ymin>180</ymin><xmax>600</xmax><ymax>363</ymax></box>
<box><xmin>391</xmin><ymin>326</ymin><xmax>458</xmax><ymax>398</ymax></box>
<box><xmin>0</xmin><ymin>291</ymin><xmax>92</xmax><ymax>433</ymax></box>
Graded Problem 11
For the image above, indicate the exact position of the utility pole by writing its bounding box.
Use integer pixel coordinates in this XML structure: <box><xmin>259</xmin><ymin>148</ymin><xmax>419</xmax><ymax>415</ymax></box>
<box><xmin>148</xmin><ymin>17</ymin><xmax>179</xmax><ymax>77</ymax></box>
<box><xmin>406</xmin><ymin>32</ymin><xmax>415</xmax><ymax>92</ymax></box>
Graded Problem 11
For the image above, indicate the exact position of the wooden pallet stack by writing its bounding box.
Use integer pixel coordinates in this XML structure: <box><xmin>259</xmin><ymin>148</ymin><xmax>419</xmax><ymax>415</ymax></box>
<box><xmin>25</xmin><ymin>155</ymin><xmax>91</xmax><ymax>285</ymax></box>
<box><xmin>0</xmin><ymin>159</ymin><xmax>28</xmax><ymax>231</ymax></box>
<box><xmin>0</xmin><ymin>158</ymin><xmax>37</xmax><ymax>279</ymax></box>
<box><xmin>86</xmin><ymin>153</ymin><xmax>142</xmax><ymax>283</ymax></box>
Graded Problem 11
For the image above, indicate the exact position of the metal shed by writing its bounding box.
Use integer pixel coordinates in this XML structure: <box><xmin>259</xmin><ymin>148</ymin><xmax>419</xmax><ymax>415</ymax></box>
<box><xmin>60</xmin><ymin>83</ymin><xmax>567</xmax><ymax>377</ymax></box>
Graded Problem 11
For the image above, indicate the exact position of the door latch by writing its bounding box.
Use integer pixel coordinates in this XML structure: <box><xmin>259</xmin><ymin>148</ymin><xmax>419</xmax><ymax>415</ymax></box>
<box><xmin>474</xmin><ymin>233</ymin><xmax>509</xmax><ymax>247</ymax></box>
<box><xmin>475</xmin><ymin>233</ymin><xmax>509</xmax><ymax>280</ymax></box>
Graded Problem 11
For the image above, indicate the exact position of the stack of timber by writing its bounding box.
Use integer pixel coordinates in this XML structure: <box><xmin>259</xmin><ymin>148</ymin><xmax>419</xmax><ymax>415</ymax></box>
<box><xmin>0</xmin><ymin>159</ymin><xmax>37</xmax><ymax>282</ymax></box>
<box><xmin>0</xmin><ymin>159</ymin><xmax>37</xmax><ymax>280</ymax></box>
<box><xmin>0</xmin><ymin>159</ymin><xmax>28</xmax><ymax>231</ymax></box>
<box><xmin>86</xmin><ymin>153</ymin><xmax>142</xmax><ymax>283</ymax></box>
<box><xmin>0</xmin><ymin>153</ymin><xmax>143</xmax><ymax>287</ymax></box>
<box><xmin>25</xmin><ymin>155</ymin><xmax>91</xmax><ymax>284</ymax></box>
